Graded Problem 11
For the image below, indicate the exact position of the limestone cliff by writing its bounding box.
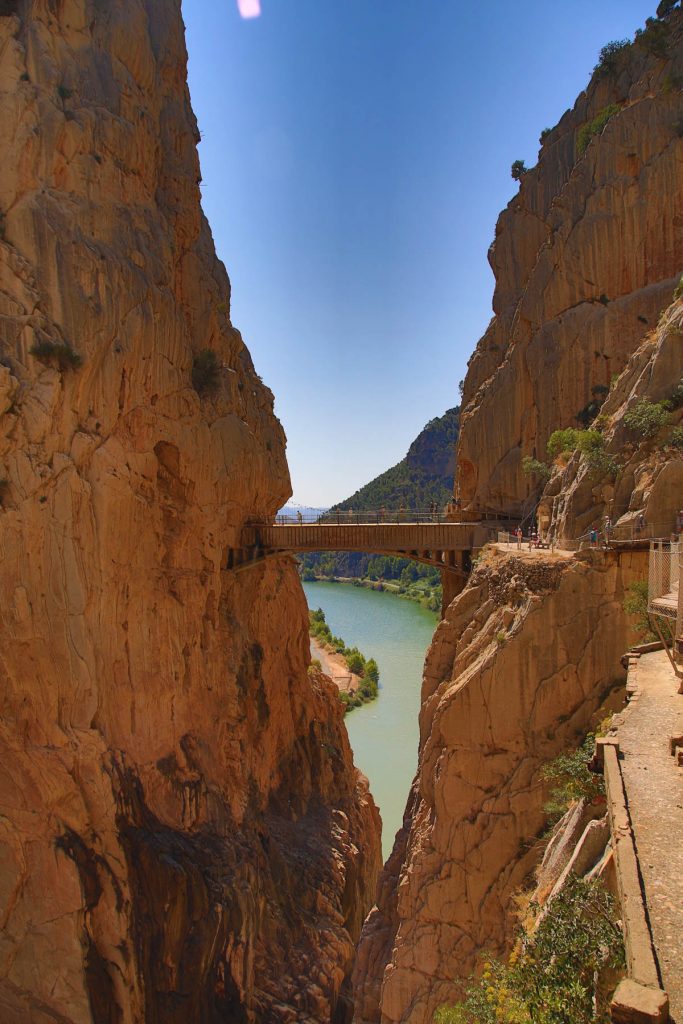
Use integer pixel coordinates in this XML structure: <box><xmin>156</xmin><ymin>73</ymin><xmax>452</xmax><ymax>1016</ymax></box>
<box><xmin>543</xmin><ymin>294</ymin><xmax>683</xmax><ymax>539</ymax></box>
<box><xmin>456</xmin><ymin>11</ymin><xmax>683</xmax><ymax>517</ymax></box>
<box><xmin>0</xmin><ymin>3</ymin><xmax>380</xmax><ymax>1022</ymax></box>
<box><xmin>353</xmin><ymin>548</ymin><xmax>643</xmax><ymax>1023</ymax></box>
<box><xmin>354</xmin><ymin>11</ymin><xmax>683</xmax><ymax>1023</ymax></box>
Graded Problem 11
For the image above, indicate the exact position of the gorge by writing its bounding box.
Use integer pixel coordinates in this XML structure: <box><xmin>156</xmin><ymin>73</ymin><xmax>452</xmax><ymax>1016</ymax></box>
<box><xmin>0</xmin><ymin>2</ymin><xmax>682</xmax><ymax>1024</ymax></box>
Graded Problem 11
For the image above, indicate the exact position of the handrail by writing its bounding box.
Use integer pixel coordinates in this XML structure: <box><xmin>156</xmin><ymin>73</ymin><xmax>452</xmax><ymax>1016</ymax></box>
<box><xmin>249</xmin><ymin>509</ymin><xmax>517</xmax><ymax>527</ymax></box>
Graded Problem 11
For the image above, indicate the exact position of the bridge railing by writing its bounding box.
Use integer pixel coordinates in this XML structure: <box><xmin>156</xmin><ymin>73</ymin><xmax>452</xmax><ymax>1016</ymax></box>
<box><xmin>251</xmin><ymin>509</ymin><xmax>515</xmax><ymax>527</ymax></box>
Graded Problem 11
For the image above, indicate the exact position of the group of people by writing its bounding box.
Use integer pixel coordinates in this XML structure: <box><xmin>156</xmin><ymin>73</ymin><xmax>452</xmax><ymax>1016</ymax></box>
<box><xmin>514</xmin><ymin>526</ymin><xmax>547</xmax><ymax>550</ymax></box>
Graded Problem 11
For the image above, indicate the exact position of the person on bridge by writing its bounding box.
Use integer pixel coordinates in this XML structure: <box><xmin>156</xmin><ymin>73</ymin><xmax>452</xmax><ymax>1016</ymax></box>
<box><xmin>603</xmin><ymin>515</ymin><xmax>612</xmax><ymax>546</ymax></box>
<box><xmin>297</xmin><ymin>510</ymin><xmax>303</xmax><ymax>525</ymax></box>
<box><xmin>399</xmin><ymin>501</ymin><xmax>405</xmax><ymax>522</ymax></box>
<box><xmin>516</xmin><ymin>526</ymin><xmax>522</xmax><ymax>550</ymax></box>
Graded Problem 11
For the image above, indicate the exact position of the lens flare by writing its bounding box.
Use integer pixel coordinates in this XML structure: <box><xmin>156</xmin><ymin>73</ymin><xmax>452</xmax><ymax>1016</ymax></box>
<box><xmin>237</xmin><ymin>0</ymin><xmax>261</xmax><ymax>17</ymax></box>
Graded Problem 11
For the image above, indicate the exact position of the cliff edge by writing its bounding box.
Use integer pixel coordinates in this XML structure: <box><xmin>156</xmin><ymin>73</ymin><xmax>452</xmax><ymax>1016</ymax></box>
<box><xmin>0</xmin><ymin>3</ymin><xmax>380</xmax><ymax>1021</ymax></box>
<box><xmin>456</xmin><ymin>12</ymin><xmax>683</xmax><ymax>518</ymax></box>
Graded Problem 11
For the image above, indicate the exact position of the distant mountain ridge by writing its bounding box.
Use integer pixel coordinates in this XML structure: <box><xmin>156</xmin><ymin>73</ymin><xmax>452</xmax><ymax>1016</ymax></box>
<box><xmin>330</xmin><ymin>407</ymin><xmax>459</xmax><ymax>512</ymax></box>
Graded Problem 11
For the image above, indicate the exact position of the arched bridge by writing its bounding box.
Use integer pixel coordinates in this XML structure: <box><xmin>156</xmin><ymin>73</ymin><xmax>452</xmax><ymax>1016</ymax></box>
<box><xmin>231</xmin><ymin>511</ymin><xmax>505</xmax><ymax>577</ymax></box>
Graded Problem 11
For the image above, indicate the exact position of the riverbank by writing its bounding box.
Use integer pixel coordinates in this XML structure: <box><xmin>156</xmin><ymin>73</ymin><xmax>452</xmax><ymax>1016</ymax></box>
<box><xmin>309</xmin><ymin>607</ymin><xmax>380</xmax><ymax>711</ymax></box>
<box><xmin>304</xmin><ymin>572</ymin><xmax>442</xmax><ymax>612</ymax></box>
<box><xmin>309</xmin><ymin>634</ymin><xmax>359</xmax><ymax>693</ymax></box>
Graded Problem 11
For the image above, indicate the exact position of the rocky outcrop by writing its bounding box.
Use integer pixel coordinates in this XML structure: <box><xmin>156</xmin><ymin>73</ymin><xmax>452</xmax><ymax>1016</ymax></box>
<box><xmin>544</xmin><ymin>295</ymin><xmax>683</xmax><ymax>540</ymax></box>
<box><xmin>354</xmin><ymin>547</ymin><xmax>644</xmax><ymax>1023</ymax></box>
<box><xmin>456</xmin><ymin>12</ymin><xmax>683</xmax><ymax>517</ymax></box>
<box><xmin>0</xmin><ymin>3</ymin><xmax>380</xmax><ymax>1022</ymax></box>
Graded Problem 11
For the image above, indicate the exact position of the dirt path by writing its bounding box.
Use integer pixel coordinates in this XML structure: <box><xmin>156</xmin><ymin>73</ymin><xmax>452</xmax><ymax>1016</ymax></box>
<box><xmin>310</xmin><ymin>636</ymin><xmax>359</xmax><ymax>693</ymax></box>
<box><xmin>617</xmin><ymin>650</ymin><xmax>683</xmax><ymax>1021</ymax></box>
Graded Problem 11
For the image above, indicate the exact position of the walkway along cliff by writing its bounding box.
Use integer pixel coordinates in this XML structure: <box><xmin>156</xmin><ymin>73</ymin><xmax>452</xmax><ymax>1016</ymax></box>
<box><xmin>0</xmin><ymin>3</ymin><xmax>380</xmax><ymax>1022</ymax></box>
<box><xmin>354</xmin><ymin>10</ymin><xmax>683</xmax><ymax>1023</ymax></box>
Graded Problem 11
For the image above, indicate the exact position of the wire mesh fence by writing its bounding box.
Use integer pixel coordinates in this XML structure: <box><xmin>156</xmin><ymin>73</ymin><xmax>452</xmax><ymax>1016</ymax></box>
<box><xmin>648</xmin><ymin>540</ymin><xmax>680</xmax><ymax>622</ymax></box>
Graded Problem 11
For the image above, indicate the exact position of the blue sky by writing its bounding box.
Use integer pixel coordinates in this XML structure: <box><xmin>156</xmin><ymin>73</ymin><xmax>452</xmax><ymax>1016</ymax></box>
<box><xmin>182</xmin><ymin>0</ymin><xmax>655</xmax><ymax>506</ymax></box>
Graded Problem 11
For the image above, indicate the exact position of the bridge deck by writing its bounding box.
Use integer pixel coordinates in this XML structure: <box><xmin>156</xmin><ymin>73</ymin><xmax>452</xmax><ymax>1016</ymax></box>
<box><xmin>242</xmin><ymin>521</ymin><xmax>489</xmax><ymax>554</ymax></box>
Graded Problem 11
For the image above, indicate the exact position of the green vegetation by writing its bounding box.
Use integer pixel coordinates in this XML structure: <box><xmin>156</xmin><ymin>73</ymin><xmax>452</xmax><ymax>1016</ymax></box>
<box><xmin>577</xmin><ymin>104</ymin><xmax>621</xmax><ymax>157</ymax></box>
<box><xmin>521</xmin><ymin>456</ymin><xmax>551</xmax><ymax>481</ymax></box>
<box><xmin>668</xmin><ymin>426</ymin><xmax>683</xmax><ymax>449</ymax></box>
<box><xmin>634</xmin><ymin>16</ymin><xmax>670</xmax><ymax>58</ymax></box>
<box><xmin>511</xmin><ymin>160</ymin><xmax>527</xmax><ymax>181</ymax></box>
<box><xmin>301</xmin><ymin>407</ymin><xmax>459</xmax><ymax>610</ymax></box>
<box><xmin>308</xmin><ymin>608</ymin><xmax>380</xmax><ymax>711</ymax></box>
<box><xmin>191</xmin><ymin>349</ymin><xmax>220</xmax><ymax>394</ymax></box>
<box><xmin>623</xmin><ymin>398</ymin><xmax>672</xmax><ymax>438</ymax></box>
<box><xmin>671</xmin><ymin>378</ymin><xmax>683</xmax><ymax>407</ymax></box>
<box><xmin>547</xmin><ymin>428</ymin><xmax>600</xmax><ymax>460</ymax></box>
<box><xmin>57</xmin><ymin>84</ymin><xmax>72</xmax><ymax>100</ymax></box>
<box><xmin>592</xmin><ymin>40</ymin><xmax>630</xmax><ymax>78</ymax></box>
<box><xmin>30</xmin><ymin>339</ymin><xmax>82</xmax><ymax>370</ymax></box>
<box><xmin>584</xmin><ymin>448</ymin><xmax>619</xmax><ymax>479</ymax></box>
<box><xmin>542</xmin><ymin>735</ymin><xmax>604</xmax><ymax>823</ymax></box>
<box><xmin>434</xmin><ymin>876</ymin><xmax>624</xmax><ymax>1024</ymax></box>
<box><xmin>623</xmin><ymin>580</ymin><xmax>663</xmax><ymax>643</ymax></box>
<box><xmin>673</xmin><ymin>276</ymin><xmax>683</xmax><ymax>301</ymax></box>
<box><xmin>546</xmin><ymin>427</ymin><xmax>619</xmax><ymax>480</ymax></box>
<box><xmin>301</xmin><ymin>553</ymin><xmax>442</xmax><ymax>612</ymax></box>
<box><xmin>539</xmin><ymin>127</ymin><xmax>552</xmax><ymax>144</ymax></box>
<box><xmin>331</xmin><ymin>407</ymin><xmax>460</xmax><ymax>514</ymax></box>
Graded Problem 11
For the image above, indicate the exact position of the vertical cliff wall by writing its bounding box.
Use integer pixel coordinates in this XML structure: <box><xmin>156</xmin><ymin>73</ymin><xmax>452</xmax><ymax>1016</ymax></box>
<box><xmin>353</xmin><ymin>14</ymin><xmax>683</xmax><ymax>1018</ymax></box>
<box><xmin>354</xmin><ymin>548</ymin><xmax>643</xmax><ymax>1023</ymax></box>
<box><xmin>0</xmin><ymin>3</ymin><xmax>380</xmax><ymax>1021</ymax></box>
<box><xmin>456</xmin><ymin>12</ymin><xmax>683</xmax><ymax>517</ymax></box>
<box><xmin>544</xmin><ymin>294</ymin><xmax>683</xmax><ymax>539</ymax></box>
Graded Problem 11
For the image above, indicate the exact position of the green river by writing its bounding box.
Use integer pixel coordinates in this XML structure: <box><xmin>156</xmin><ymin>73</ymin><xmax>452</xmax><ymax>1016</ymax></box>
<box><xmin>302</xmin><ymin>581</ymin><xmax>438</xmax><ymax>860</ymax></box>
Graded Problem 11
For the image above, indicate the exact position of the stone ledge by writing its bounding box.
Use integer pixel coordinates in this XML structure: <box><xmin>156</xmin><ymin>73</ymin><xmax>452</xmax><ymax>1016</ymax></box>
<box><xmin>611</xmin><ymin>979</ymin><xmax>669</xmax><ymax>1023</ymax></box>
<box><xmin>603</xmin><ymin>745</ymin><xmax>661</xmax><ymax>991</ymax></box>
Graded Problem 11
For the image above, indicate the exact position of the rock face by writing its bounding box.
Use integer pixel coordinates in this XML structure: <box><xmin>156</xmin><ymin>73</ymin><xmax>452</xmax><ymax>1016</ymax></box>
<box><xmin>456</xmin><ymin>14</ymin><xmax>683</xmax><ymax>517</ymax></box>
<box><xmin>353</xmin><ymin>547</ymin><xmax>644</xmax><ymax>1023</ymax></box>
<box><xmin>0</xmin><ymin>3</ymin><xmax>380</xmax><ymax>1022</ymax></box>
<box><xmin>544</xmin><ymin>295</ymin><xmax>683</xmax><ymax>540</ymax></box>
<box><xmin>354</xmin><ymin>13</ymin><xmax>683</xmax><ymax>1023</ymax></box>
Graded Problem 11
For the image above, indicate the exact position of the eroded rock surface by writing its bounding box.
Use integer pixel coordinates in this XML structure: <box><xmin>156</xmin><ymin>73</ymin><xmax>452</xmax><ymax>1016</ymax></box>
<box><xmin>457</xmin><ymin>14</ymin><xmax>683</xmax><ymax>517</ymax></box>
<box><xmin>354</xmin><ymin>548</ymin><xmax>643</xmax><ymax>1023</ymax></box>
<box><xmin>544</xmin><ymin>296</ymin><xmax>683</xmax><ymax>540</ymax></box>
<box><xmin>0</xmin><ymin>3</ymin><xmax>380</xmax><ymax>1021</ymax></box>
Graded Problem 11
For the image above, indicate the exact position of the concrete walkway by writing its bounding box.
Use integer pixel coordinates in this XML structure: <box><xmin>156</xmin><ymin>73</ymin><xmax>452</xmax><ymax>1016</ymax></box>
<box><xmin>617</xmin><ymin>651</ymin><xmax>683</xmax><ymax>1022</ymax></box>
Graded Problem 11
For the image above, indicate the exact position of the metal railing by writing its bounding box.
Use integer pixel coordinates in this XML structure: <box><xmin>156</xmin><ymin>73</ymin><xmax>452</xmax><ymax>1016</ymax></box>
<box><xmin>610</xmin><ymin>520</ymin><xmax>679</xmax><ymax>544</ymax></box>
<box><xmin>261</xmin><ymin>508</ymin><xmax>515</xmax><ymax>527</ymax></box>
<box><xmin>648</xmin><ymin>540</ymin><xmax>680</xmax><ymax>621</ymax></box>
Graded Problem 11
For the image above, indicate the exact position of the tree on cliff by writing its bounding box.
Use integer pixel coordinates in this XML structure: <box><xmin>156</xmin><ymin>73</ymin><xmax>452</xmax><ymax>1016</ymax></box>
<box><xmin>511</xmin><ymin>159</ymin><xmax>527</xmax><ymax>181</ymax></box>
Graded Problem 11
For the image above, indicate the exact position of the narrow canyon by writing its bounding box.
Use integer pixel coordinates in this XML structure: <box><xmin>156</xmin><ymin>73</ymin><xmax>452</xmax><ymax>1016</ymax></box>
<box><xmin>0</xmin><ymin>2</ymin><xmax>681</xmax><ymax>1024</ymax></box>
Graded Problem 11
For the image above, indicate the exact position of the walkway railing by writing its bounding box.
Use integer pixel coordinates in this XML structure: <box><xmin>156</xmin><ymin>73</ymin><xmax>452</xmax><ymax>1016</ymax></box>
<box><xmin>258</xmin><ymin>508</ymin><xmax>515</xmax><ymax>527</ymax></box>
<box><xmin>648</xmin><ymin>540</ymin><xmax>680</xmax><ymax>622</ymax></box>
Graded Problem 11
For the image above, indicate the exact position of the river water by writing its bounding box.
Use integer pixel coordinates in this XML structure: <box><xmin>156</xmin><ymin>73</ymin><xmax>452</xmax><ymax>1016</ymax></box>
<box><xmin>302</xmin><ymin>581</ymin><xmax>437</xmax><ymax>860</ymax></box>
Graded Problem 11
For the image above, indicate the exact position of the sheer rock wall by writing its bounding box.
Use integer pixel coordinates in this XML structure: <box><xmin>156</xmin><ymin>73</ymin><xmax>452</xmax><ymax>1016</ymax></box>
<box><xmin>456</xmin><ymin>15</ymin><xmax>683</xmax><ymax>517</ymax></box>
<box><xmin>353</xmin><ymin>549</ymin><xmax>642</xmax><ymax>1023</ymax></box>
<box><xmin>544</xmin><ymin>296</ymin><xmax>683</xmax><ymax>540</ymax></box>
<box><xmin>0</xmin><ymin>3</ymin><xmax>380</xmax><ymax>1022</ymax></box>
